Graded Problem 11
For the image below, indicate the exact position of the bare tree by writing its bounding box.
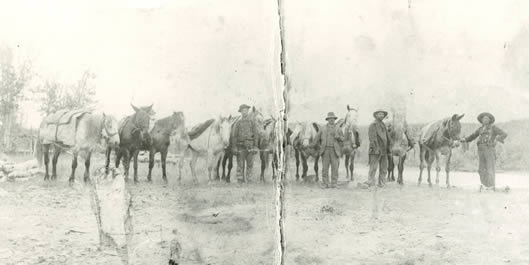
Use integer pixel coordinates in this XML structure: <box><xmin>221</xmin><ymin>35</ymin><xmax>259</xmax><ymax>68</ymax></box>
<box><xmin>0</xmin><ymin>46</ymin><xmax>32</xmax><ymax>150</ymax></box>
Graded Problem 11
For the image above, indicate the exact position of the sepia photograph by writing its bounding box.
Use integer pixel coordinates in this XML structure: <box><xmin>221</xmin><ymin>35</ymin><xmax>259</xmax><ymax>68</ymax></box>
<box><xmin>0</xmin><ymin>0</ymin><xmax>528</xmax><ymax>264</ymax></box>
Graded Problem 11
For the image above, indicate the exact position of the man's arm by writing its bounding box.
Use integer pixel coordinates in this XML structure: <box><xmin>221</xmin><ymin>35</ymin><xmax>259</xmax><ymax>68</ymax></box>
<box><xmin>464</xmin><ymin>128</ymin><xmax>480</xmax><ymax>143</ymax></box>
<box><xmin>493</xmin><ymin>125</ymin><xmax>508</xmax><ymax>143</ymax></box>
<box><xmin>368</xmin><ymin>123</ymin><xmax>377</xmax><ymax>151</ymax></box>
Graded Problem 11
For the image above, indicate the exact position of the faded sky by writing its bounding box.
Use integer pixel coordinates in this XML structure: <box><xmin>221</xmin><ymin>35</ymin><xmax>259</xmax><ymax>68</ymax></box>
<box><xmin>1</xmin><ymin>0</ymin><xmax>529</xmax><ymax>127</ymax></box>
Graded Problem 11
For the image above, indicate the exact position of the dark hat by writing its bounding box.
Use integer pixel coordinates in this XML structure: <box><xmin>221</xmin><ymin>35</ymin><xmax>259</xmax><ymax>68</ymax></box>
<box><xmin>373</xmin><ymin>110</ymin><xmax>388</xmax><ymax>118</ymax></box>
<box><xmin>325</xmin><ymin>112</ymin><xmax>338</xmax><ymax>120</ymax></box>
<box><xmin>477</xmin><ymin>112</ymin><xmax>495</xmax><ymax>124</ymax></box>
<box><xmin>238</xmin><ymin>104</ymin><xmax>251</xmax><ymax>112</ymax></box>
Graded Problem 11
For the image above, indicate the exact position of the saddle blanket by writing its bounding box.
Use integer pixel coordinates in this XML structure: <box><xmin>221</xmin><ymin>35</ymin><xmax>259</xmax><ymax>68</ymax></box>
<box><xmin>39</xmin><ymin>109</ymin><xmax>90</xmax><ymax>146</ymax></box>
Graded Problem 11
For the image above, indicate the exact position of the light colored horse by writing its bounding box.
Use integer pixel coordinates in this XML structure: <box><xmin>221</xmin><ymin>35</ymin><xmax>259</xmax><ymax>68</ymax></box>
<box><xmin>418</xmin><ymin>114</ymin><xmax>465</xmax><ymax>188</ymax></box>
<box><xmin>35</xmin><ymin>112</ymin><xmax>120</xmax><ymax>183</ymax></box>
<box><xmin>176</xmin><ymin>117</ymin><xmax>232</xmax><ymax>184</ymax></box>
<box><xmin>290</xmin><ymin>121</ymin><xmax>321</xmax><ymax>181</ymax></box>
<box><xmin>336</xmin><ymin>105</ymin><xmax>359</xmax><ymax>181</ymax></box>
<box><xmin>387</xmin><ymin>106</ymin><xmax>413</xmax><ymax>185</ymax></box>
<box><xmin>259</xmin><ymin>117</ymin><xmax>280</xmax><ymax>182</ymax></box>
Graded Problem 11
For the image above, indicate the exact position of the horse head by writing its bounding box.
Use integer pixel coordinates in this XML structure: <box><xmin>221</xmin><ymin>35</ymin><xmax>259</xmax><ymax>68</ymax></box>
<box><xmin>299</xmin><ymin>122</ymin><xmax>319</xmax><ymax>148</ymax></box>
<box><xmin>446</xmin><ymin>113</ymin><xmax>465</xmax><ymax>147</ymax></box>
<box><xmin>171</xmin><ymin>111</ymin><xmax>186</xmax><ymax>132</ymax></box>
<box><xmin>218</xmin><ymin>116</ymin><xmax>232</xmax><ymax>149</ymax></box>
<box><xmin>130</xmin><ymin>103</ymin><xmax>154</xmax><ymax>139</ymax></box>
<box><xmin>101</xmin><ymin>113</ymin><xmax>120</xmax><ymax>147</ymax></box>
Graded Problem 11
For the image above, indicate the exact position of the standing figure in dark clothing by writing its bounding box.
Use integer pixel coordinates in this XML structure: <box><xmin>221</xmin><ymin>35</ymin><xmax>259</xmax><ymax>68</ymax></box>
<box><xmin>365</xmin><ymin>110</ymin><xmax>391</xmax><ymax>188</ymax></box>
<box><xmin>312</xmin><ymin>112</ymin><xmax>344</xmax><ymax>188</ymax></box>
<box><xmin>232</xmin><ymin>104</ymin><xmax>260</xmax><ymax>184</ymax></box>
<box><xmin>462</xmin><ymin>112</ymin><xmax>507</xmax><ymax>191</ymax></box>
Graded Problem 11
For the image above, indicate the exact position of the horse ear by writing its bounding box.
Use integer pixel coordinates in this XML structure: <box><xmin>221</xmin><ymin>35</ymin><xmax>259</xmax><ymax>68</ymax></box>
<box><xmin>131</xmin><ymin>103</ymin><xmax>139</xmax><ymax>112</ymax></box>
<box><xmin>457</xmin><ymin>114</ymin><xmax>465</xmax><ymax>120</ymax></box>
<box><xmin>252</xmin><ymin>106</ymin><xmax>256</xmax><ymax>112</ymax></box>
<box><xmin>228</xmin><ymin>114</ymin><xmax>232</xmax><ymax>120</ymax></box>
<box><xmin>147</xmin><ymin>104</ymin><xmax>153</xmax><ymax>113</ymax></box>
<box><xmin>347</xmin><ymin>104</ymin><xmax>350</xmax><ymax>111</ymax></box>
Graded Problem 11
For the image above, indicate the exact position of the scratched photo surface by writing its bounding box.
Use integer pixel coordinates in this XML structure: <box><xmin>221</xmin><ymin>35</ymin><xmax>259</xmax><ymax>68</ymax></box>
<box><xmin>283</xmin><ymin>0</ymin><xmax>529</xmax><ymax>264</ymax></box>
<box><xmin>2</xmin><ymin>0</ymin><xmax>529</xmax><ymax>265</ymax></box>
<box><xmin>0</xmin><ymin>2</ymin><xmax>284</xmax><ymax>265</ymax></box>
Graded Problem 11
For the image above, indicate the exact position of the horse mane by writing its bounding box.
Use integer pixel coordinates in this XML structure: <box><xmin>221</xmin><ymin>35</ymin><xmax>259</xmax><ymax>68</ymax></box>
<box><xmin>263</xmin><ymin>118</ymin><xmax>275</xmax><ymax>129</ymax></box>
<box><xmin>188</xmin><ymin>119</ymin><xmax>215</xmax><ymax>140</ymax></box>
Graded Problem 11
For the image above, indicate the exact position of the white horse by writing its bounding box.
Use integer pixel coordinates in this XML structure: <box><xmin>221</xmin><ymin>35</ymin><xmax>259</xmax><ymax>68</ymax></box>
<box><xmin>174</xmin><ymin>116</ymin><xmax>232</xmax><ymax>184</ymax></box>
<box><xmin>35</xmin><ymin>111</ymin><xmax>120</xmax><ymax>183</ymax></box>
<box><xmin>337</xmin><ymin>105</ymin><xmax>359</xmax><ymax>181</ymax></box>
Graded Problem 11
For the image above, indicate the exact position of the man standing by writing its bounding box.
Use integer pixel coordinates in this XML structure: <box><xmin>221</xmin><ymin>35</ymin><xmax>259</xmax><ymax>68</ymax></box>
<box><xmin>313</xmin><ymin>112</ymin><xmax>344</xmax><ymax>188</ymax></box>
<box><xmin>462</xmin><ymin>112</ymin><xmax>507</xmax><ymax>191</ymax></box>
<box><xmin>365</xmin><ymin>110</ymin><xmax>391</xmax><ymax>188</ymax></box>
<box><xmin>232</xmin><ymin>104</ymin><xmax>259</xmax><ymax>184</ymax></box>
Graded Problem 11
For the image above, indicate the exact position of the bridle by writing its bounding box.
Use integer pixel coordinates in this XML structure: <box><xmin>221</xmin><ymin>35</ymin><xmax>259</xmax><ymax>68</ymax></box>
<box><xmin>442</xmin><ymin>119</ymin><xmax>459</xmax><ymax>146</ymax></box>
<box><xmin>100</xmin><ymin>114</ymin><xmax>118</xmax><ymax>140</ymax></box>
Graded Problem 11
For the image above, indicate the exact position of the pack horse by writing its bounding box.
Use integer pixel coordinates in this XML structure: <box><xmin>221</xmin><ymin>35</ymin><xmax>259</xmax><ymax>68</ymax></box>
<box><xmin>35</xmin><ymin>109</ymin><xmax>120</xmax><ymax>183</ymax></box>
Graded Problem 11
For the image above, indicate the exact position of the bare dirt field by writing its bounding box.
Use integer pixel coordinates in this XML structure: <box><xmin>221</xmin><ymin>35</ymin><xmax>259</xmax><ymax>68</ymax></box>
<box><xmin>1</xmin><ymin>153</ymin><xmax>529</xmax><ymax>265</ymax></box>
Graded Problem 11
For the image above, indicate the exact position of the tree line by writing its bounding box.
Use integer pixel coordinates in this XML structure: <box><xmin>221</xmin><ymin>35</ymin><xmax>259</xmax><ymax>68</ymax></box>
<box><xmin>0</xmin><ymin>45</ymin><xmax>96</xmax><ymax>151</ymax></box>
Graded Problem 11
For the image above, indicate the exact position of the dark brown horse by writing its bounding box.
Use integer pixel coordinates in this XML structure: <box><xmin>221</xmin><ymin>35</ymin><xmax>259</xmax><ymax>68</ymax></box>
<box><xmin>418</xmin><ymin>114</ymin><xmax>465</xmax><ymax>188</ymax></box>
<box><xmin>106</xmin><ymin>104</ymin><xmax>153</xmax><ymax>183</ymax></box>
<box><xmin>258</xmin><ymin>118</ymin><xmax>281</xmax><ymax>182</ymax></box>
<box><xmin>145</xmin><ymin>112</ymin><xmax>185</xmax><ymax>183</ymax></box>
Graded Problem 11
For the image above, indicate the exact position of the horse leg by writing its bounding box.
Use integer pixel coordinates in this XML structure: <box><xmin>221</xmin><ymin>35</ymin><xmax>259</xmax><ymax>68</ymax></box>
<box><xmin>344</xmin><ymin>154</ymin><xmax>350</xmax><ymax>180</ymax></box>
<box><xmin>295</xmin><ymin>149</ymin><xmax>300</xmax><ymax>181</ymax></box>
<box><xmin>161</xmin><ymin>149</ymin><xmax>168</xmax><ymax>184</ymax></box>
<box><xmin>83</xmin><ymin>152</ymin><xmax>92</xmax><ymax>183</ymax></box>
<box><xmin>189</xmin><ymin>151</ymin><xmax>199</xmax><ymax>184</ymax></box>
<box><xmin>147</xmin><ymin>149</ymin><xmax>155</xmax><ymax>182</ymax></box>
<box><xmin>446</xmin><ymin>149</ymin><xmax>452</xmax><ymax>189</ymax></box>
<box><xmin>43</xmin><ymin>145</ymin><xmax>50</xmax><ymax>181</ymax></box>
<box><xmin>427</xmin><ymin>152</ymin><xmax>434</xmax><ymax>187</ymax></box>
<box><xmin>260</xmin><ymin>151</ymin><xmax>268</xmax><ymax>183</ymax></box>
<box><xmin>221</xmin><ymin>151</ymin><xmax>228</xmax><ymax>181</ymax></box>
<box><xmin>301</xmin><ymin>153</ymin><xmax>308</xmax><ymax>181</ymax></box>
<box><xmin>314</xmin><ymin>155</ymin><xmax>320</xmax><ymax>182</ymax></box>
<box><xmin>227</xmin><ymin>152</ymin><xmax>233</xmax><ymax>182</ymax></box>
<box><xmin>70</xmin><ymin>151</ymin><xmax>78</xmax><ymax>183</ymax></box>
<box><xmin>418</xmin><ymin>145</ymin><xmax>425</xmax><ymax>186</ymax></box>
<box><xmin>398</xmin><ymin>155</ymin><xmax>406</xmax><ymax>185</ymax></box>
<box><xmin>105</xmin><ymin>146</ymin><xmax>111</xmax><ymax>175</ymax></box>
<box><xmin>216</xmin><ymin>154</ymin><xmax>222</xmax><ymax>181</ymax></box>
<box><xmin>387</xmin><ymin>155</ymin><xmax>395</xmax><ymax>182</ymax></box>
<box><xmin>115</xmin><ymin>148</ymin><xmax>122</xmax><ymax>171</ymax></box>
<box><xmin>123</xmin><ymin>149</ymin><xmax>131</xmax><ymax>181</ymax></box>
<box><xmin>132</xmin><ymin>149</ymin><xmax>139</xmax><ymax>183</ymax></box>
<box><xmin>52</xmin><ymin>147</ymin><xmax>60</xmax><ymax>181</ymax></box>
<box><xmin>272</xmin><ymin>151</ymin><xmax>279</xmax><ymax>180</ymax></box>
<box><xmin>435</xmin><ymin>151</ymin><xmax>441</xmax><ymax>186</ymax></box>
<box><xmin>178</xmin><ymin>150</ymin><xmax>185</xmax><ymax>183</ymax></box>
<box><xmin>350</xmin><ymin>152</ymin><xmax>356</xmax><ymax>181</ymax></box>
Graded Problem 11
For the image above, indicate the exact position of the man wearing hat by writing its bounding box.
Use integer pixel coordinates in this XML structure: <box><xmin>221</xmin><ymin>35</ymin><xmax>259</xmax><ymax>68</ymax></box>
<box><xmin>312</xmin><ymin>112</ymin><xmax>344</xmax><ymax>188</ymax></box>
<box><xmin>232</xmin><ymin>104</ymin><xmax>260</xmax><ymax>183</ymax></box>
<box><xmin>365</xmin><ymin>110</ymin><xmax>392</xmax><ymax>188</ymax></box>
<box><xmin>462</xmin><ymin>112</ymin><xmax>507</xmax><ymax>191</ymax></box>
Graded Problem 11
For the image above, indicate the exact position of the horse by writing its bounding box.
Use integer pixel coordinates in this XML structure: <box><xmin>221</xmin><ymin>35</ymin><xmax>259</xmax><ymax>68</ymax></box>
<box><xmin>35</xmin><ymin>111</ymin><xmax>120</xmax><ymax>183</ymax></box>
<box><xmin>336</xmin><ymin>105</ymin><xmax>360</xmax><ymax>181</ymax></box>
<box><xmin>418</xmin><ymin>114</ymin><xmax>465</xmax><ymax>188</ymax></box>
<box><xmin>217</xmin><ymin>107</ymin><xmax>265</xmax><ymax>182</ymax></box>
<box><xmin>387</xmin><ymin>107</ymin><xmax>414</xmax><ymax>185</ymax></box>
<box><xmin>106</xmin><ymin>104</ymin><xmax>153</xmax><ymax>183</ymax></box>
<box><xmin>258</xmin><ymin>117</ymin><xmax>280</xmax><ymax>182</ymax></box>
<box><xmin>145</xmin><ymin>112</ymin><xmax>186</xmax><ymax>183</ymax></box>
<box><xmin>176</xmin><ymin>116</ymin><xmax>232</xmax><ymax>184</ymax></box>
<box><xmin>290</xmin><ymin>121</ymin><xmax>321</xmax><ymax>181</ymax></box>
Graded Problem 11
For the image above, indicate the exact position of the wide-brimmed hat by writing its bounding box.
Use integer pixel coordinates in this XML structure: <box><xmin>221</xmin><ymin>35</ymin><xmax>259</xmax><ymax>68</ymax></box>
<box><xmin>477</xmin><ymin>112</ymin><xmax>495</xmax><ymax>124</ymax></box>
<box><xmin>325</xmin><ymin>112</ymin><xmax>338</xmax><ymax>120</ymax></box>
<box><xmin>238</xmin><ymin>104</ymin><xmax>251</xmax><ymax>112</ymax></box>
<box><xmin>373</xmin><ymin>110</ymin><xmax>388</xmax><ymax>118</ymax></box>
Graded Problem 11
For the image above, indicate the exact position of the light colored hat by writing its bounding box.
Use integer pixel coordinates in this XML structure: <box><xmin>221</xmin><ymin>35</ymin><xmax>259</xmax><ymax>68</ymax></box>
<box><xmin>373</xmin><ymin>110</ymin><xmax>388</xmax><ymax>118</ymax></box>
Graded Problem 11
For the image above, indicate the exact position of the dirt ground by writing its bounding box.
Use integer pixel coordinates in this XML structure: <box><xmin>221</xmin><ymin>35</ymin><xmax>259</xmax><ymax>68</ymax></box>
<box><xmin>1</xmin><ymin>153</ymin><xmax>529</xmax><ymax>265</ymax></box>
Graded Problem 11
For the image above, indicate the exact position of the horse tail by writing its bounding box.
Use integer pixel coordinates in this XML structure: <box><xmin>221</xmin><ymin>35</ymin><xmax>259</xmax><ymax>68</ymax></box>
<box><xmin>34</xmin><ymin>130</ymin><xmax>43</xmax><ymax>167</ymax></box>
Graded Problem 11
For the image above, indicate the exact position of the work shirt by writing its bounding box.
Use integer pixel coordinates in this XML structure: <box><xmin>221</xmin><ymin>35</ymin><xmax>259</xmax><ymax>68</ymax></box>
<box><xmin>465</xmin><ymin>124</ymin><xmax>507</xmax><ymax>146</ymax></box>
